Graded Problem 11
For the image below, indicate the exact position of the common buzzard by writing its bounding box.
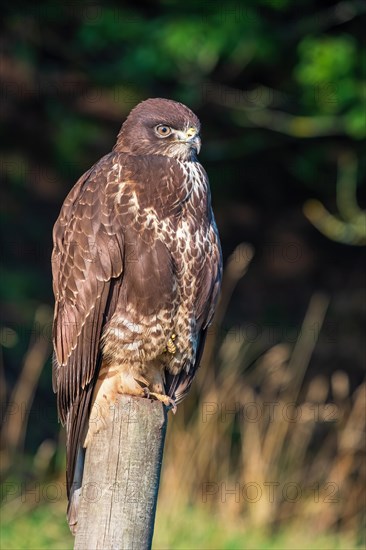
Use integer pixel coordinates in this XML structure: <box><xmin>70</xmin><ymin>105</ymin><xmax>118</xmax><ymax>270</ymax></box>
<box><xmin>51</xmin><ymin>98</ymin><xmax>222</xmax><ymax>530</ymax></box>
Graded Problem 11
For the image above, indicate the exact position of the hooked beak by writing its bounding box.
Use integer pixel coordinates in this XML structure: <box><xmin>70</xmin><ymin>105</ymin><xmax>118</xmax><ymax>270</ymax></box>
<box><xmin>189</xmin><ymin>135</ymin><xmax>201</xmax><ymax>154</ymax></box>
<box><xmin>176</xmin><ymin>127</ymin><xmax>201</xmax><ymax>154</ymax></box>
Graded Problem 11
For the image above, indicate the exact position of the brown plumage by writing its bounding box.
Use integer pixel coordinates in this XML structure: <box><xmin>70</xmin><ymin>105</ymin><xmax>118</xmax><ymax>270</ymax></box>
<box><xmin>51</xmin><ymin>98</ymin><xmax>222</xmax><ymax>531</ymax></box>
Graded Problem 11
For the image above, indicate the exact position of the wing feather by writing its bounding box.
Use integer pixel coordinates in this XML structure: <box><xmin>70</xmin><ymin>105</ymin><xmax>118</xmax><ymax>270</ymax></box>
<box><xmin>52</xmin><ymin>153</ymin><xmax>125</xmax><ymax>496</ymax></box>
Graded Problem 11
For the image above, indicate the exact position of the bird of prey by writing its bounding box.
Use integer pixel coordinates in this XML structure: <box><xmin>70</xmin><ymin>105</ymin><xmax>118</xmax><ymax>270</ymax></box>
<box><xmin>51</xmin><ymin>98</ymin><xmax>222</xmax><ymax>531</ymax></box>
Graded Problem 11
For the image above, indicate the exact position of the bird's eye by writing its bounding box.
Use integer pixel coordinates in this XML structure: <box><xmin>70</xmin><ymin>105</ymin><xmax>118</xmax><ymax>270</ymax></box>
<box><xmin>155</xmin><ymin>125</ymin><xmax>172</xmax><ymax>137</ymax></box>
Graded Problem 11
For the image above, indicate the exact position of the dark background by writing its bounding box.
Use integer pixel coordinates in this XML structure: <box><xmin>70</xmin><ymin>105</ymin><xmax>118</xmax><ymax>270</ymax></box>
<box><xmin>1</xmin><ymin>1</ymin><xmax>365</xmax><ymax>548</ymax></box>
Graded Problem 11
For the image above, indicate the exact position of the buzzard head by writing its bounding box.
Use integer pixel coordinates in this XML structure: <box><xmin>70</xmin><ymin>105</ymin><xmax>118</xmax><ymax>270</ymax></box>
<box><xmin>115</xmin><ymin>98</ymin><xmax>201</xmax><ymax>161</ymax></box>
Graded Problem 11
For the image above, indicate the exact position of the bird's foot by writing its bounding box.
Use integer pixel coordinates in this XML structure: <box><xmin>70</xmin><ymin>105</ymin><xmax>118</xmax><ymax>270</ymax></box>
<box><xmin>165</xmin><ymin>333</ymin><xmax>177</xmax><ymax>355</ymax></box>
<box><xmin>147</xmin><ymin>391</ymin><xmax>177</xmax><ymax>413</ymax></box>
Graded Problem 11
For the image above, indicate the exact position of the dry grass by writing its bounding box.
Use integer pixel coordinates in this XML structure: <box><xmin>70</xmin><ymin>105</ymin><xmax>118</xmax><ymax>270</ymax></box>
<box><xmin>158</xmin><ymin>245</ymin><xmax>365</xmax><ymax>539</ymax></box>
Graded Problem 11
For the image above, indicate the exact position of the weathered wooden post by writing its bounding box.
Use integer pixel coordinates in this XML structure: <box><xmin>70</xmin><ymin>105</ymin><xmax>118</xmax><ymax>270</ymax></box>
<box><xmin>74</xmin><ymin>395</ymin><xmax>167</xmax><ymax>550</ymax></box>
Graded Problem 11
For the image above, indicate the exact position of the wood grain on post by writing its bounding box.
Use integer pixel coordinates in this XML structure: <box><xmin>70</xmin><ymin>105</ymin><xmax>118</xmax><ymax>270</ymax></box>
<box><xmin>74</xmin><ymin>395</ymin><xmax>167</xmax><ymax>550</ymax></box>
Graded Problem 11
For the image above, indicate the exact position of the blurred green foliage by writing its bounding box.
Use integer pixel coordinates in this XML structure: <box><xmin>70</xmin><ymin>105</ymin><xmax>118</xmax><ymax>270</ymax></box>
<box><xmin>1</xmin><ymin>499</ymin><xmax>362</xmax><ymax>549</ymax></box>
<box><xmin>295</xmin><ymin>34</ymin><xmax>366</xmax><ymax>139</ymax></box>
<box><xmin>1</xmin><ymin>1</ymin><xmax>365</xmax><ymax>547</ymax></box>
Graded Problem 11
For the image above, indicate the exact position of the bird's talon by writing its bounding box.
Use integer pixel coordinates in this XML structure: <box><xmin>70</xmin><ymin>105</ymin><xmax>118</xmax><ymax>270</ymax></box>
<box><xmin>143</xmin><ymin>387</ymin><xmax>150</xmax><ymax>398</ymax></box>
<box><xmin>166</xmin><ymin>336</ymin><xmax>177</xmax><ymax>354</ymax></box>
<box><xmin>148</xmin><ymin>392</ymin><xmax>177</xmax><ymax>413</ymax></box>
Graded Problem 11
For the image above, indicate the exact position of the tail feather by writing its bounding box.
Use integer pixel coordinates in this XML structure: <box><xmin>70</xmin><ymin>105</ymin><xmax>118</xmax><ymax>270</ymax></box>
<box><xmin>65</xmin><ymin>383</ymin><xmax>94</xmax><ymax>534</ymax></box>
<box><xmin>67</xmin><ymin>486</ymin><xmax>82</xmax><ymax>535</ymax></box>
